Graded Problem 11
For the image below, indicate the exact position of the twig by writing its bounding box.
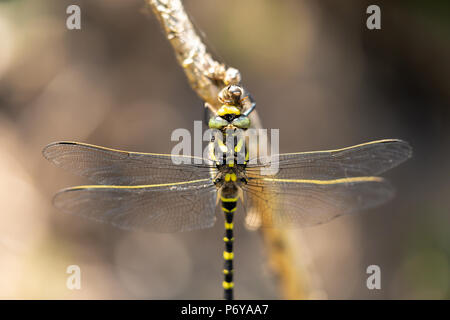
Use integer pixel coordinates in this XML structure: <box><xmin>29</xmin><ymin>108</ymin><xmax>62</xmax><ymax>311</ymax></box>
<box><xmin>148</xmin><ymin>0</ymin><xmax>241</xmax><ymax>109</ymax></box>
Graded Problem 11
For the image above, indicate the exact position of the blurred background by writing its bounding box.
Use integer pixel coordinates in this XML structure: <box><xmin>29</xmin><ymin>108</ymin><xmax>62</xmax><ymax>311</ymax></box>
<box><xmin>0</xmin><ymin>0</ymin><xmax>449</xmax><ymax>299</ymax></box>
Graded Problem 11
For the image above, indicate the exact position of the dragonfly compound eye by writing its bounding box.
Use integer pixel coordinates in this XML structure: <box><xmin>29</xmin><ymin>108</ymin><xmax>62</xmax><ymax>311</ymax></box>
<box><xmin>231</xmin><ymin>116</ymin><xmax>250</xmax><ymax>129</ymax></box>
<box><xmin>209</xmin><ymin>116</ymin><xmax>229</xmax><ymax>129</ymax></box>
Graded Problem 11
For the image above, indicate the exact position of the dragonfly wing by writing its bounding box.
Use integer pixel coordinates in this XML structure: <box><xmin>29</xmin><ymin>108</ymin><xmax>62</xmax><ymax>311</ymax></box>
<box><xmin>43</xmin><ymin>141</ymin><xmax>215</xmax><ymax>185</ymax></box>
<box><xmin>242</xmin><ymin>177</ymin><xmax>394</xmax><ymax>228</ymax></box>
<box><xmin>54</xmin><ymin>179</ymin><xmax>217</xmax><ymax>232</ymax></box>
<box><xmin>246</xmin><ymin>139</ymin><xmax>412</xmax><ymax>179</ymax></box>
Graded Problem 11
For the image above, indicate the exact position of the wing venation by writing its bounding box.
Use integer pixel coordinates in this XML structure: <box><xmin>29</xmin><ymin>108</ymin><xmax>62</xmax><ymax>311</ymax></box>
<box><xmin>43</xmin><ymin>141</ymin><xmax>215</xmax><ymax>185</ymax></box>
<box><xmin>243</xmin><ymin>176</ymin><xmax>394</xmax><ymax>228</ymax></box>
<box><xmin>54</xmin><ymin>179</ymin><xmax>217</xmax><ymax>232</ymax></box>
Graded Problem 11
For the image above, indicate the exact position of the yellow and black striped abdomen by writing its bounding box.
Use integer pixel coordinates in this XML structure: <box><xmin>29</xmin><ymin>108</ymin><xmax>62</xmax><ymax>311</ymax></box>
<box><xmin>221</xmin><ymin>196</ymin><xmax>237</xmax><ymax>300</ymax></box>
<box><xmin>209</xmin><ymin>104</ymin><xmax>250</xmax><ymax>300</ymax></box>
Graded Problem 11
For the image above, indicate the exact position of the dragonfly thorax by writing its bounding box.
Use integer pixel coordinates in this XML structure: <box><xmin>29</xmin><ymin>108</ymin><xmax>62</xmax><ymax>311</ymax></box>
<box><xmin>209</xmin><ymin>94</ymin><xmax>250</xmax><ymax>192</ymax></box>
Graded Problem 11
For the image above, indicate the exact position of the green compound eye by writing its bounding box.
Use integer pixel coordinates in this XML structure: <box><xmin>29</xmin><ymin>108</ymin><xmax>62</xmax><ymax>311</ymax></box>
<box><xmin>209</xmin><ymin>116</ymin><xmax>229</xmax><ymax>129</ymax></box>
<box><xmin>231</xmin><ymin>116</ymin><xmax>250</xmax><ymax>129</ymax></box>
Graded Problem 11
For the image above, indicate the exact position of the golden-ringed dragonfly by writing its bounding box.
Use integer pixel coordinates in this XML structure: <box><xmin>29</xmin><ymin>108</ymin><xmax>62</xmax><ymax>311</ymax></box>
<box><xmin>43</xmin><ymin>85</ymin><xmax>412</xmax><ymax>300</ymax></box>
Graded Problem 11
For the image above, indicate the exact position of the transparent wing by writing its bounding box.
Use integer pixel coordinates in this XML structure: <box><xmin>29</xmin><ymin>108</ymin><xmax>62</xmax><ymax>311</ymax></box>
<box><xmin>246</xmin><ymin>139</ymin><xmax>412</xmax><ymax>179</ymax></box>
<box><xmin>242</xmin><ymin>177</ymin><xmax>394</xmax><ymax>228</ymax></box>
<box><xmin>54</xmin><ymin>179</ymin><xmax>217</xmax><ymax>232</ymax></box>
<box><xmin>43</xmin><ymin>141</ymin><xmax>215</xmax><ymax>185</ymax></box>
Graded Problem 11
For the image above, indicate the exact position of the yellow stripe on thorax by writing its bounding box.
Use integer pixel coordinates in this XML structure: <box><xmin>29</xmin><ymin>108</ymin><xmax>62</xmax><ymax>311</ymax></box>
<box><xmin>217</xmin><ymin>139</ymin><xmax>228</xmax><ymax>153</ymax></box>
<box><xmin>234</xmin><ymin>138</ymin><xmax>244</xmax><ymax>153</ymax></box>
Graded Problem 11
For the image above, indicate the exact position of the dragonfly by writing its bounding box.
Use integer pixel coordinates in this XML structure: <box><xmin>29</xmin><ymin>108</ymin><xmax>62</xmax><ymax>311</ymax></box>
<box><xmin>43</xmin><ymin>85</ymin><xmax>412</xmax><ymax>300</ymax></box>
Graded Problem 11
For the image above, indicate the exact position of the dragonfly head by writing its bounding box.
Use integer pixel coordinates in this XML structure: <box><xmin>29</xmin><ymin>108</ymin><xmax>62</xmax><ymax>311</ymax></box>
<box><xmin>208</xmin><ymin>85</ymin><xmax>252</xmax><ymax>130</ymax></box>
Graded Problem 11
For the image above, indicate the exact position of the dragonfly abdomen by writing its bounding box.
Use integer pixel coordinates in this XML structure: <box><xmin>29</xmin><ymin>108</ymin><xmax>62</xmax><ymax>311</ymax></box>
<box><xmin>221</xmin><ymin>195</ymin><xmax>236</xmax><ymax>300</ymax></box>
